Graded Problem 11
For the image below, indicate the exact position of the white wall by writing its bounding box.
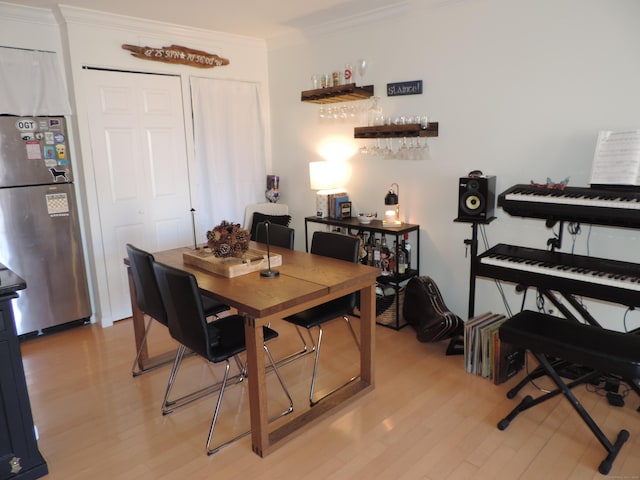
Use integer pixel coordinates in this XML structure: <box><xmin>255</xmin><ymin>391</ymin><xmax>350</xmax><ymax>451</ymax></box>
<box><xmin>267</xmin><ymin>0</ymin><xmax>640</xmax><ymax>331</ymax></box>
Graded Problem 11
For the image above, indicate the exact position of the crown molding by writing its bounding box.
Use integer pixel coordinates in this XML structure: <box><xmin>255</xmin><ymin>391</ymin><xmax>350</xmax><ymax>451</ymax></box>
<box><xmin>0</xmin><ymin>2</ymin><xmax>57</xmax><ymax>25</ymax></box>
<box><xmin>295</xmin><ymin>1</ymin><xmax>410</xmax><ymax>38</ymax></box>
<box><xmin>58</xmin><ymin>5</ymin><xmax>266</xmax><ymax>48</ymax></box>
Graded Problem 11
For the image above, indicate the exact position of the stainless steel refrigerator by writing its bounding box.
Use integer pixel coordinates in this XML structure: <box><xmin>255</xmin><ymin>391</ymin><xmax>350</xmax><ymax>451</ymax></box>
<box><xmin>0</xmin><ymin>115</ymin><xmax>91</xmax><ymax>336</ymax></box>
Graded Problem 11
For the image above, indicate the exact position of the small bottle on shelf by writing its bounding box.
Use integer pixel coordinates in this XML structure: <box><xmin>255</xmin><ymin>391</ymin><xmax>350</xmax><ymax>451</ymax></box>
<box><xmin>403</xmin><ymin>233</ymin><xmax>411</xmax><ymax>270</ymax></box>
<box><xmin>373</xmin><ymin>238</ymin><xmax>381</xmax><ymax>269</ymax></box>
<box><xmin>358</xmin><ymin>231</ymin><xmax>367</xmax><ymax>265</ymax></box>
<box><xmin>366</xmin><ymin>234</ymin><xmax>375</xmax><ymax>266</ymax></box>
<box><xmin>380</xmin><ymin>235</ymin><xmax>391</xmax><ymax>275</ymax></box>
<box><xmin>397</xmin><ymin>242</ymin><xmax>407</xmax><ymax>274</ymax></box>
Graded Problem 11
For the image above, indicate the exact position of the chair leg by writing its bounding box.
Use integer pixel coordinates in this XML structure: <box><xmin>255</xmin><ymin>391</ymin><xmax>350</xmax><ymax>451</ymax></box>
<box><xmin>206</xmin><ymin>349</ymin><xmax>294</xmax><ymax>456</ymax></box>
<box><xmin>272</xmin><ymin>325</ymin><xmax>316</xmax><ymax>368</ymax></box>
<box><xmin>162</xmin><ymin>344</ymin><xmax>244</xmax><ymax>415</ymax></box>
<box><xmin>264</xmin><ymin>344</ymin><xmax>294</xmax><ymax>418</ymax></box>
<box><xmin>309</xmin><ymin>315</ymin><xmax>361</xmax><ymax>407</ymax></box>
<box><xmin>206</xmin><ymin>360</ymin><xmax>246</xmax><ymax>455</ymax></box>
<box><xmin>343</xmin><ymin>315</ymin><xmax>360</xmax><ymax>349</ymax></box>
<box><xmin>131</xmin><ymin>316</ymin><xmax>175</xmax><ymax>377</ymax></box>
<box><xmin>161</xmin><ymin>344</ymin><xmax>187</xmax><ymax>415</ymax></box>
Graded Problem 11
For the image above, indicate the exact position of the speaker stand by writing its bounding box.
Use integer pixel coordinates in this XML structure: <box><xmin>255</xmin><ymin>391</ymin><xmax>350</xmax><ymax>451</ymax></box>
<box><xmin>449</xmin><ymin>217</ymin><xmax>496</xmax><ymax>356</ymax></box>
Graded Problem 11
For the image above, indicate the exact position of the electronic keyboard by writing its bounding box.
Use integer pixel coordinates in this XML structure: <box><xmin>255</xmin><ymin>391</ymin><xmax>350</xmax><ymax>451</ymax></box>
<box><xmin>477</xmin><ymin>243</ymin><xmax>640</xmax><ymax>307</ymax></box>
<box><xmin>498</xmin><ymin>184</ymin><xmax>640</xmax><ymax>228</ymax></box>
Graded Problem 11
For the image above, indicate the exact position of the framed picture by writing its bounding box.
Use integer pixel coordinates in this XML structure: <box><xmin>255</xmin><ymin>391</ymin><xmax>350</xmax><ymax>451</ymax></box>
<box><xmin>340</xmin><ymin>201</ymin><xmax>352</xmax><ymax>219</ymax></box>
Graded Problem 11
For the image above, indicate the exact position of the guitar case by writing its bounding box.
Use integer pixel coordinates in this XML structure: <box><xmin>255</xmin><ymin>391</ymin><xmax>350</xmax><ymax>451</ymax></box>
<box><xmin>402</xmin><ymin>275</ymin><xmax>464</xmax><ymax>342</ymax></box>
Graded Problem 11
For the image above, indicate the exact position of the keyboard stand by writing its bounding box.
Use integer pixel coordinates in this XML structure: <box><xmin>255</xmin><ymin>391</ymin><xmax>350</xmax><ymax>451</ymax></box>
<box><xmin>498</xmin><ymin>310</ymin><xmax>639</xmax><ymax>475</ymax></box>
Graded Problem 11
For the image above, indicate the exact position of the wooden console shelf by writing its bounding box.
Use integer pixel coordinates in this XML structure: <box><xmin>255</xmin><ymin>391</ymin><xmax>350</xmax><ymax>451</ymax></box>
<box><xmin>304</xmin><ymin>216</ymin><xmax>420</xmax><ymax>330</ymax></box>
<box><xmin>354</xmin><ymin>122</ymin><xmax>439</xmax><ymax>138</ymax></box>
<box><xmin>301</xmin><ymin>83</ymin><xmax>374</xmax><ymax>104</ymax></box>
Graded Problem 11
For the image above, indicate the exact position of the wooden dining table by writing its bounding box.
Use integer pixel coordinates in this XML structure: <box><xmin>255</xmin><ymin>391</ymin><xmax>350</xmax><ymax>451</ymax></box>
<box><xmin>126</xmin><ymin>241</ymin><xmax>379</xmax><ymax>457</ymax></box>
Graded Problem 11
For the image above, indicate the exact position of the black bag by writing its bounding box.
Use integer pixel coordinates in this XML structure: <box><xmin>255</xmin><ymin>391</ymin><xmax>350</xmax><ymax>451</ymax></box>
<box><xmin>402</xmin><ymin>276</ymin><xmax>463</xmax><ymax>342</ymax></box>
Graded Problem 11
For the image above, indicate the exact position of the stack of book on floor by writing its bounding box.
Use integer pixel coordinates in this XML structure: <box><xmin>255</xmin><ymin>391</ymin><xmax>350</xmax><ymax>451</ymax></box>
<box><xmin>464</xmin><ymin>312</ymin><xmax>525</xmax><ymax>385</ymax></box>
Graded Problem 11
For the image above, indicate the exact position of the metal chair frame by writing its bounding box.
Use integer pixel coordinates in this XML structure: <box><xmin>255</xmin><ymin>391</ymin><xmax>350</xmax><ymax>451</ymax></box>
<box><xmin>153</xmin><ymin>261</ymin><xmax>293</xmax><ymax>455</ymax></box>
<box><xmin>127</xmin><ymin>243</ymin><xmax>231</xmax><ymax>416</ymax></box>
<box><xmin>307</xmin><ymin>314</ymin><xmax>360</xmax><ymax>406</ymax></box>
<box><xmin>282</xmin><ymin>231</ymin><xmax>362</xmax><ymax>406</ymax></box>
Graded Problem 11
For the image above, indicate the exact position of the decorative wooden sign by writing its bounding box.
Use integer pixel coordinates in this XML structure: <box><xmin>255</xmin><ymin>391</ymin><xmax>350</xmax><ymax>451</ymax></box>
<box><xmin>387</xmin><ymin>80</ymin><xmax>423</xmax><ymax>97</ymax></box>
<box><xmin>121</xmin><ymin>44</ymin><xmax>230</xmax><ymax>69</ymax></box>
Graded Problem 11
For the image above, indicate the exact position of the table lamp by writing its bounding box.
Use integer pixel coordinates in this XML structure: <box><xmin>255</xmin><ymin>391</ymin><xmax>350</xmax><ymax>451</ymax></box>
<box><xmin>383</xmin><ymin>182</ymin><xmax>401</xmax><ymax>225</ymax></box>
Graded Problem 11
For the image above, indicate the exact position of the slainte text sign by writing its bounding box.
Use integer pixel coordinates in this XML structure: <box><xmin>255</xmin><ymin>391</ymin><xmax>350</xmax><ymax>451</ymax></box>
<box><xmin>122</xmin><ymin>44</ymin><xmax>230</xmax><ymax>69</ymax></box>
<box><xmin>387</xmin><ymin>80</ymin><xmax>423</xmax><ymax>97</ymax></box>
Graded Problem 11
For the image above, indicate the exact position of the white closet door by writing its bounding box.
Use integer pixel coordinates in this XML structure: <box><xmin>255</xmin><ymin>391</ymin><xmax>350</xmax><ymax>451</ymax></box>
<box><xmin>84</xmin><ymin>69</ymin><xmax>192</xmax><ymax>322</ymax></box>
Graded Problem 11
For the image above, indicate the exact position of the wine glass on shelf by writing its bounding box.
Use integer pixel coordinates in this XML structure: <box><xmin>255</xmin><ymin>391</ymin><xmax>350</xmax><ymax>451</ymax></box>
<box><xmin>357</xmin><ymin>59</ymin><xmax>368</xmax><ymax>86</ymax></box>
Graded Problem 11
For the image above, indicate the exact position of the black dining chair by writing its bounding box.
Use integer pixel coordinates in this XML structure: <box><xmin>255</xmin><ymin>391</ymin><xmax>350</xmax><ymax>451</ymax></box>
<box><xmin>152</xmin><ymin>261</ymin><xmax>293</xmax><ymax>455</ymax></box>
<box><xmin>282</xmin><ymin>231</ymin><xmax>361</xmax><ymax>406</ymax></box>
<box><xmin>255</xmin><ymin>221</ymin><xmax>295</xmax><ymax>249</ymax></box>
<box><xmin>126</xmin><ymin>243</ymin><xmax>230</xmax><ymax>378</ymax></box>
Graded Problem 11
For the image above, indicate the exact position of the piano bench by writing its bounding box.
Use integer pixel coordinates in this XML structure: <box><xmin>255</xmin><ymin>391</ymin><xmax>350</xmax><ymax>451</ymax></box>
<box><xmin>497</xmin><ymin>310</ymin><xmax>640</xmax><ymax>475</ymax></box>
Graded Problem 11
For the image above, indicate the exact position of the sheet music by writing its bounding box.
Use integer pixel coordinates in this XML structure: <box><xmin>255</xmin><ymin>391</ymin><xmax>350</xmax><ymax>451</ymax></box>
<box><xmin>589</xmin><ymin>130</ymin><xmax>640</xmax><ymax>186</ymax></box>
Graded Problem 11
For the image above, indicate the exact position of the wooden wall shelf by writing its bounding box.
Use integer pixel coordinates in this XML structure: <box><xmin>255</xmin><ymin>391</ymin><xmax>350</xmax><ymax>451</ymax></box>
<box><xmin>354</xmin><ymin>122</ymin><xmax>439</xmax><ymax>139</ymax></box>
<box><xmin>301</xmin><ymin>84</ymin><xmax>374</xmax><ymax>104</ymax></box>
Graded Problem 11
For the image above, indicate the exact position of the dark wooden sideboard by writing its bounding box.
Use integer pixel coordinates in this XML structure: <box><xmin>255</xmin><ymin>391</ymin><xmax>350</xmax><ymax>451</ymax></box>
<box><xmin>0</xmin><ymin>265</ymin><xmax>47</xmax><ymax>480</ymax></box>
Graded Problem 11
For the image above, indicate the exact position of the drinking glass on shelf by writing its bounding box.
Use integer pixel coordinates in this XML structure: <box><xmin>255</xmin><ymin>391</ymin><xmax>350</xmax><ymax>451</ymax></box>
<box><xmin>383</xmin><ymin>138</ymin><xmax>394</xmax><ymax>157</ymax></box>
<box><xmin>398</xmin><ymin>137</ymin><xmax>409</xmax><ymax>159</ymax></box>
<box><xmin>420</xmin><ymin>115</ymin><xmax>429</xmax><ymax>129</ymax></box>
<box><xmin>422</xmin><ymin>139</ymin><xmax>431</xmax><ymax>160</ymax></box>
<box><xmin>357</xmin><ymin>59</ymin><xmax>368</xmax><ymax>86</ymax></box>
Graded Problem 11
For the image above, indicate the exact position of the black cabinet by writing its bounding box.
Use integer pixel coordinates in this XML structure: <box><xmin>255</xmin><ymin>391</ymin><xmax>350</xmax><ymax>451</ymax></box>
<box><xmin>304</xmin><ymin>216</ymin><xmax>420</xmax><ymax>330</ymax></box>
<box><xmin>0</xmin><ymin>267</ymin><xmax>47</xmax><ymax>480</ymax></box>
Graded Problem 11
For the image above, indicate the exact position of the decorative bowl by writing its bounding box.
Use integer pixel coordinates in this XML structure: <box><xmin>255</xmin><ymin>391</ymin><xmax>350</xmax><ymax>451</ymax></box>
<box><xmin>357</xmin><ymin>213</ymin><xmax>376</xmax><ymax>224</ymax></box>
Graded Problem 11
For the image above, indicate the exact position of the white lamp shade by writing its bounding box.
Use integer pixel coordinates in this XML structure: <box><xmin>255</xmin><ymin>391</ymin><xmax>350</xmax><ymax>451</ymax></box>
<box><xmin>309</xmin><ymin>161</ymin><xmax>349</xmax><ymax>191</ymax></box>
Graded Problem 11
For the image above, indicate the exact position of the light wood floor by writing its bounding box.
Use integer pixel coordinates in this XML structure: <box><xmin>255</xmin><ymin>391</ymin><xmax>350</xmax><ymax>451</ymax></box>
<box><xmin>19</xmin><ymin>316</ymin><xmax>640</xmax><ymax>480</ymax></box>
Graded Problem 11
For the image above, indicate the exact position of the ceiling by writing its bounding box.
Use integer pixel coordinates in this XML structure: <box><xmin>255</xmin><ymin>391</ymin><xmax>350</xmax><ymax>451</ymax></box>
<box><xmin>8</xmin><ymin>0</ymin><xmax>410</xmax><ymax>40</ymax></box>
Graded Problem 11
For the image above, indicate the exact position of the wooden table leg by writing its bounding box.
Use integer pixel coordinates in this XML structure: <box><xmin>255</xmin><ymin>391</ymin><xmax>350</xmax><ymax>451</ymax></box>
<box><xmin>244</xmin><ymin>314</ymin><xmax>269</xmax><ymax>456</ymax></box>
<box><xmin>243</xmin><ymin>281</ymin><xmax>377</xmax><ymax>457</ymax></box>
<box><xmin>127</xmin><ymin>266</ymin><xmax>149</xmax><ymax>371</ymax></box>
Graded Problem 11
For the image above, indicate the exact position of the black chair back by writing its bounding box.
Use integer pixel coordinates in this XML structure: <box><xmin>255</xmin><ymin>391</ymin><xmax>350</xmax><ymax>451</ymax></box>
<box><xmin>310</xmin><ymin>231</ymin><xmax>359</xmax><ymax>263</ymax></box>
<box><xmin>153</xmin><ymin>262</ymin><xmax>211</xmax><ymax>359</ymax></box>
<box><xmin>255</xmin><ymin>222</ymin><xmax>295</xmax><ymax>249</ymax></box>
<box><xmin>310</xmin><ymin>231</ymin><xmax>360</xmax><ymax>309</ymax></box>
<box><xmin>126</xmin><ymin>243</ymin><xmax>167</xmax><ymax>326</ymax></box>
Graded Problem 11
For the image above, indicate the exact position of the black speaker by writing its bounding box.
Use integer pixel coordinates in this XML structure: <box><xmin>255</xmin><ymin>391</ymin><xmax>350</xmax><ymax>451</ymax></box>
<box><xmin>457</xmin><ymin>175</ymin><xmax>496</xmax><ymax>222</ymax></box>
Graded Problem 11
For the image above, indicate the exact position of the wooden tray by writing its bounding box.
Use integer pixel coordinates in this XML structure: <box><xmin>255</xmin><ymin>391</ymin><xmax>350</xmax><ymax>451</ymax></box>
<box><xmin>182</xmin><ymin>248</ymin><xmax>282</xmax><ymax>278</ymax></box>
